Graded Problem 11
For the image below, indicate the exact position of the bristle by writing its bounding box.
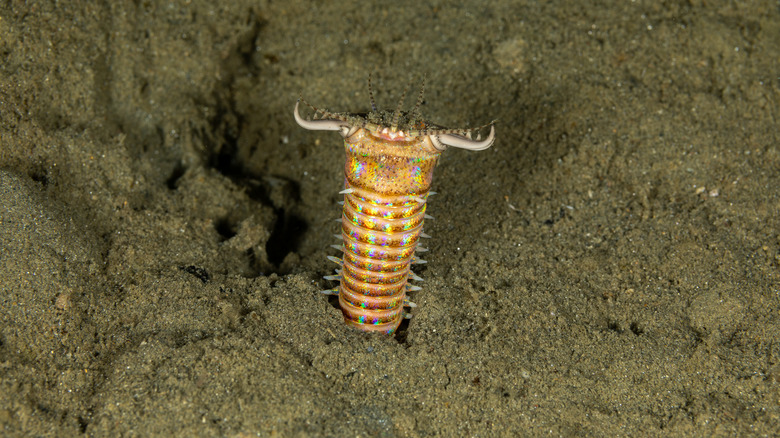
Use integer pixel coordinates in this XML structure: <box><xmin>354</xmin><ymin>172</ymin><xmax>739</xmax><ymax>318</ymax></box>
<box><xmin>367</xmin><ymin>73</ymin><xmax>378</xmax><ymax>112</ymax></box>
<box><xmin>410</xmin><ymin>75</ymin><xmax>426</xmax><ymax>121</ymax></box>
<box><xmin>391</xmin><ymin>80</ymin><xmax>412</xmax><ymax>130</ymax></box>
<box><xmin>409</xmin><ymin>272</ymin><xmax>424</xmax><ymax>281</ymax></box>
<box><xmin>327</xmin><ymin>255</ymin><xmax>343</xmax><ymax>265</ymax></box>
<box><xmin>424</xmin><ymin>214</ymin><xmax>434</xmax><ymax>220</ymax></box>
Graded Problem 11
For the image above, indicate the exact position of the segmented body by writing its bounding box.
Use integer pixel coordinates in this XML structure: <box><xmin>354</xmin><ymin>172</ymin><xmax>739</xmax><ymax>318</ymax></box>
<box><xmin>336</xmin><ymin>129</ymin><xmax>439</xmax><ymax>332</ymax></box>
<box><xmin>294</xmin><ymin>78</ymin><xmax>495</xmax><ymax>334</ymax></box>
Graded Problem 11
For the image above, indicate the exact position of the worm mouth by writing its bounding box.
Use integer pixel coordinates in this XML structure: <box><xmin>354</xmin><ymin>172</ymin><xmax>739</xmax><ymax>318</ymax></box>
<box><xmin>370</xmin><ymin>126</ymin><xmax>413</xmax><ymax>142</ymax></box>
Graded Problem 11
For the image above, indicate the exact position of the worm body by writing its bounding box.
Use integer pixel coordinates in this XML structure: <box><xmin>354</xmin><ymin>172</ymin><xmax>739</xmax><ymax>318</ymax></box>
<box><xmin>294</xmin><ymin>78</ymin><xmax>495</xmax><ymax>334</ymax></box>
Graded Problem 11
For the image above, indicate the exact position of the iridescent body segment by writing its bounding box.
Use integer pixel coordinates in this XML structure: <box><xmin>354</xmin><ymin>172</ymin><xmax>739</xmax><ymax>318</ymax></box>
<box><xmin>294</xmin><ymin>77</ymin><xmax>495</xmax><ymax>334</ymax></box>
<box><xmin>338</xmin><ymin>130</ymin><xmax>440</xmax><ymax>332</ymax></box>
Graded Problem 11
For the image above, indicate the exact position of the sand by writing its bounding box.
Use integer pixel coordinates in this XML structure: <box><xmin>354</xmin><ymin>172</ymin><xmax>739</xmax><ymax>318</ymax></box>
<box><xmin>1</xmin><ymin>0</ymin><xmax>778</xmax><ymax>436</ymax></box>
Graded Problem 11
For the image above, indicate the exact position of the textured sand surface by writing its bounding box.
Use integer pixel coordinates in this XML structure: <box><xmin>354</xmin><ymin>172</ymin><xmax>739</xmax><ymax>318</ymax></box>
<box><xmin>1</xmin><ymin>1</ymin><xmax>778</xmax><ymax>436</ymax></box>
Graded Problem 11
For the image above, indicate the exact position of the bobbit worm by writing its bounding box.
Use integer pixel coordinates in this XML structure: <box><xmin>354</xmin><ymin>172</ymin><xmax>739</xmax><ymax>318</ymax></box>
<box><xmin>294</xmin><ymin>77</ymin><xmax>496</xmax><ymax>334</ymax></box>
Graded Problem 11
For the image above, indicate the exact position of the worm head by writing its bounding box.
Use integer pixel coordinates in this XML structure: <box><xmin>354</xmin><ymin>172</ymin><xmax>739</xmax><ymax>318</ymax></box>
<box><xmin>293</xmin><ymin>77</ymin><xmax>496</xmax><ymax>151</ymax></box>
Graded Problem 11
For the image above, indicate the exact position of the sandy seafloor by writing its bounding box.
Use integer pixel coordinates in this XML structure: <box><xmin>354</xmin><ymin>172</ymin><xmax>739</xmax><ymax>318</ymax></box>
<box><xmin>1</xmin><ymin>0</ymin><xmax>779</xmax><ymax>436</ymax></box>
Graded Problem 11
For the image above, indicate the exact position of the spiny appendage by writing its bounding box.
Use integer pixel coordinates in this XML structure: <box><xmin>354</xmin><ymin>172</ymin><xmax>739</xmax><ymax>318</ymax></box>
<box><xmin>325</xmin><ymin>182</ymin><xmax>430</xmax><ymax>334</ymax></box>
